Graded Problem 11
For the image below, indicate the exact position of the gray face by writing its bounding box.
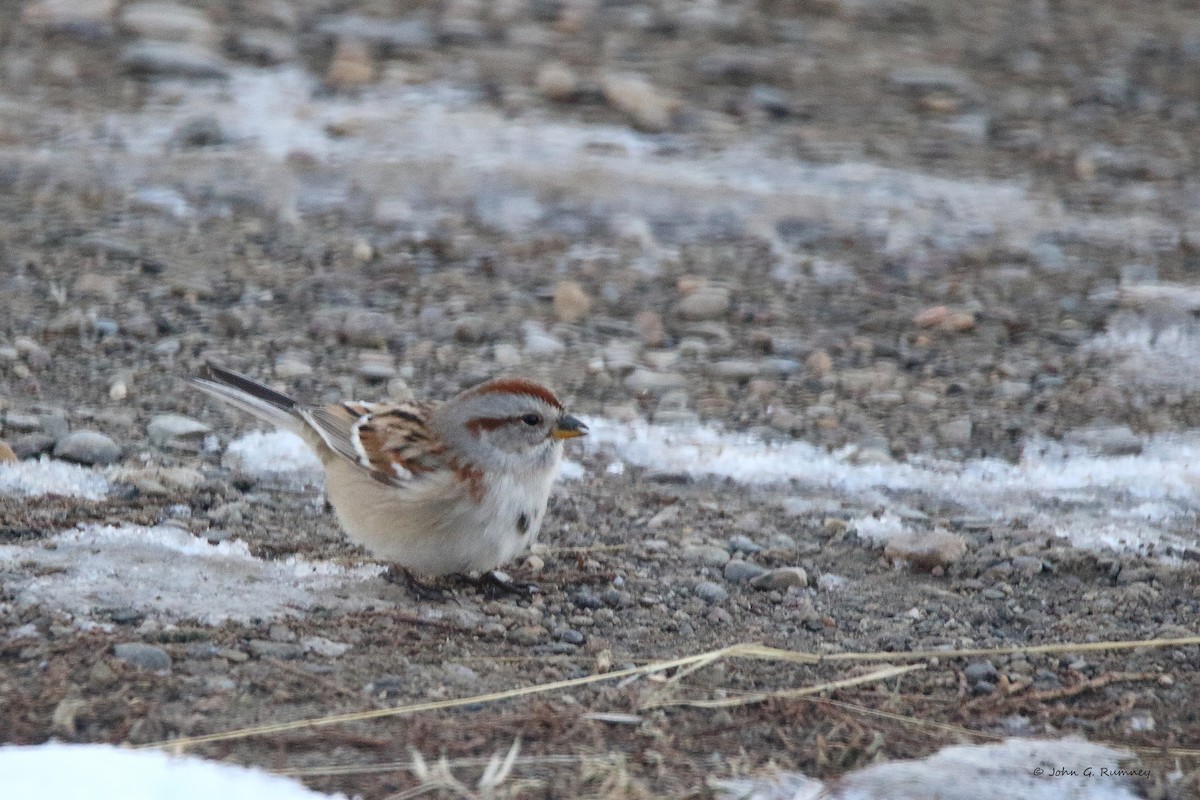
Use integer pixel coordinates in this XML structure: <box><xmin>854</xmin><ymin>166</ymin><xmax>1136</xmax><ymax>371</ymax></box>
<box><xmin>433</xmin><ymin>386</ymin><xmax>585</xmax><ymax>473</ymax></box>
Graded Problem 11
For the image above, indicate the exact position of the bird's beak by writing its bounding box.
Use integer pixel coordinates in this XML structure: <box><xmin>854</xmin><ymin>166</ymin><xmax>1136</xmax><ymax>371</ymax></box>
<box><xmin>551</xmin><ymin>415</ymin><xmax>588</xmax><ymax>440</ymax></box>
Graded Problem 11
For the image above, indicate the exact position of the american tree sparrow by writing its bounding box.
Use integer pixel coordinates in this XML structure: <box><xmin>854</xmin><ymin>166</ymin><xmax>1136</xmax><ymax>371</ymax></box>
<box><xmin>191</xmin><ymin>362</ymin><xmax>587</xmax><ymax>580</ymax></box>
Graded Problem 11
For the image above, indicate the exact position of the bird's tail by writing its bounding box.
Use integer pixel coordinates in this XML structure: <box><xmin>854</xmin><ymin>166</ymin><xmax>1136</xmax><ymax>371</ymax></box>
<box><xmin>190</xmin><ymin>361</ymin><xmax>303</xmax><ymax>434</ymax></box>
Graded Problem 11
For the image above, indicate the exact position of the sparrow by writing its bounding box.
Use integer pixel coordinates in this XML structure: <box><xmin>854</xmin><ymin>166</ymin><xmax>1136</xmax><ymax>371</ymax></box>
<box><xmin>190</xmin><ymin>362</ymin><xmax>587</xmax><ymax>580</ymax></box>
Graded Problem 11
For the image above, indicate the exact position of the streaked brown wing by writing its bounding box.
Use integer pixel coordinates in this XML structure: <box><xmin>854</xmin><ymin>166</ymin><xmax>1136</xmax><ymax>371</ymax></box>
<box><xmin>302</xmin><ymin>400</ymin><xmax>446</xmax><ymax>486</ymax></box>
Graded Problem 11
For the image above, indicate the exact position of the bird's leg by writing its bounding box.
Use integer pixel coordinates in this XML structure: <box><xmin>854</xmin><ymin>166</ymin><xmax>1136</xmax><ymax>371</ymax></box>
<box><xmin>382</xmin><ymin>564</ymin><xmax>453</xmax><ymax>602</ymax></box>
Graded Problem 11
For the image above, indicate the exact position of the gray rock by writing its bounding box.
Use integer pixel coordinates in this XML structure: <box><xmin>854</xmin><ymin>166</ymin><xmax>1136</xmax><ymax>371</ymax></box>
<box><xmin>964</xmin><ymin>661</ymin><xmax>998</xmax><ymax>683</ymax></box>
<box><xmin>228</xmin><ymin>28</ymin><xmax>297</xmax><ymax>64</ymax></box>
<box><xmin>624</xmin><ymin>369</ymin><xmax>688</xmax><ymax>394</ymax></box>
<box><xmin>694</xmin><ymin>581</ymin><xmax>728</xmax><ymax>604</ymax></box>
<box><xmin>683</xmin><ymin>544</ymin><xmax>730</xmax><ymax>567</ymax></box>
<box><xmin>248</xmin><ymin>639</ymin><xmax>304</xmax><ymax>659</ymax></box>
<box><xmin>121</xmin><ymin>41</ymin><xmax>230</xmax><ymax>79</ymax></box>
<box><xmin>750</xmin><ymin>567</ymin><xmax>808</xmax><ymax>591</ymax></box>
<box><xmin>556</xmin><ymin>628</ymin><xmax>585</xmax><ymax>645</ymax></box>
<box><xmin>888</xmin><ymin>66</ymin><xmax>977</xmax><ymax>96</ymax></box>
<box><xmin>1062</xmin><ymin>424</ymin><xmax>1143</xmax><ymax>456</ymax></box>
<box><xmin>113</xmin><ymin>642</ymin><xmax>171</xmax><ymax>671</ymax></box>
<box><xmin>9</xmin><ymin>433</ymin><xmax>55</xmax><ymax>459</ymax></box>
<box><xmin>675</xmin><ymin>286</ymin><xmax>731</xmax><ymax>320</ymax></box>
<box><xmin>54</xmin><ymin>430</ymin><xmax>121</xmax><ymax>465</ymax></box>
<box><xmin>728</xmin><ymin>534</ymin><xmax>762</xmax><ymax>554</ymax></box>
<box><xmin>723</xmin><ymin>559</ymin><xmax>766</xmax><ymax>583</ymax></box>
<box><xmin>315</xmin><ymin>14</ymin><xmax>435</xmax><ymax>51</ymax></box>
<box><xmin>147</xmin><ymin>414</ymin><xmax>211</xmax><ymax>447</ymax></box>
<box><xmin>442</xmin><ymin>662</ymin><xmax>480</xmax><ymax>685</ymax></box>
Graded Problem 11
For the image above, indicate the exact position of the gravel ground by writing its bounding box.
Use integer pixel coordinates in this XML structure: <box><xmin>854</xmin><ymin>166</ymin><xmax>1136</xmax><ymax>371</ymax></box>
<box><xmin>2</xmin><ymin>0</ymin><xmax>1200</xmax><ymax>797</ymax></box>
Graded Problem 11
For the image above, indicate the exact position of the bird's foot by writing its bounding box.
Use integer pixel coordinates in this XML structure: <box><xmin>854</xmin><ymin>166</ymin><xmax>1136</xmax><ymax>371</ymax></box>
<box><xmin>478</xmin><ymin>570</ymin><xmax>540</xmax><ymax>598</ymax></box>
<box><xmin>382</xmin><ymin>565</ymin><xmax>453</xmax><ymax>602</ymax></box>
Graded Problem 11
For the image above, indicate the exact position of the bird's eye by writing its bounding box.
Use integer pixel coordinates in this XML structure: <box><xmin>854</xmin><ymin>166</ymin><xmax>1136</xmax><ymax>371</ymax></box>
<box><xmin>521</xmin><ymin>413</ymin><xmax>543</xmax><ymax>426</ymax></box>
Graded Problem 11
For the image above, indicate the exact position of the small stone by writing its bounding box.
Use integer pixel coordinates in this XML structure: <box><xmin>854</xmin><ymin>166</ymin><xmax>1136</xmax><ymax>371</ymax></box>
<box><xmin>352</xmin><ymin>239</ymin><xmax>374</xmax><ymax>262</ymax></box>
<box><xmin>1011</xmin><ymin>555</ymin><xmax>1045</xmax><ymax>576</ymax></box>
<box><xmin>557</xmin><ymin>628</ymin><xmax>585</xmax><ymax>645</ymax></box>
<box><xmin>675</xmin><ymin>286</ymin><xmax>731</xmax><ymax>320</ymax></box>
<box><xmin>268</xmin><ymin>623</ymin><xmax>296</xmax><ymax>642</ymax></box>
<box><xmin>302</xmin><ymin>636</ymin><xmax>350</xmax><ymax>657</ymax></box>
<box><xmin>54</xmin><ymin>430</ymin><xmax>121</xmax><ymax>466</ymax></box>
<box><xmin>443</xmin><ymin>662</ymin><xmax>480</xmax><ymax>685</ymax></box>
<box><xmin>683</xmin><ymin>545</ymin><xmax>730</xmax><ymax>567</ymax></box>
<box><xmin>723</xmin><ymin>559</ymin><xmax>766</xmax><ymax>583</ymax></box>
<box><xmin>694</xmin><ymin>581</ymin><xmax>728</xmax><ymax>603</ymax></box>
<box><xmin>634</xmin><ymin>310</ymin><xmax>666</xmax><ymax>346</ymax></box>
<box><xmin>508</xmin><ymin>625</ymin><xmax>548</xmax><ymax>645</ymax></box>
<box><xmin>357</xmin><ymin>352</ymin><xmax>397</xmax><ymax>380</ymax></box>
<box><xmin>964</xmin><ymin>661</ymin><xmax>998</xmax><ymax>683</ymax></box>
<box><xmin>552</xmin><ymin>280</ymin><xmax>592</xmax><ymax>323</ymax></box>
<box><xmin>228</xmin><ymin>27</ymin><xmax>297</xmax><ymax>64</ymax></box>
<box><xmin>113</xmin><ymin>642</ymin><xmax>171</xmax><ymax>671</ymax></box>
<box><xmin>938</xmin><ymin>417</ymin><xmax>973</xmax><ymax>447</ymax></box>
<box><xmin>326</xmin><ymin>37</ymin><xmax>374</xmax><ymax>89</ymax></box>
<box><xmin>121</xmin><ymin>40</ymin><xmax>230</xmax><ymax>78</ymax></box>
<box><xmin>173</xmin><ymin>114</ymin><xmax>225</xmax><ymax>147</ymax></box>
<box><xmin>883</xmin><ymin>529</ymin><xmax>968</xmax><ymax>570</ymax></box>
<box><xmin>707</xmin><ymin>606</ymin><xmax>734</xmax><ymax>624</ymax></box>
<box><xmin>601</xmin><ymin>73</ymin><xmax>679</xmax><ymax>132</ymax></box>
<box><xmin>535</xmin><ymin>60</ymin><xmax>579</xmax><ymax>101</ymax></box>
<box><xmin>89</xmin><ymin>660</ymin><xmax>118</xmax><ymax>687</ymax></box>
<box><xmin>52</xmin><ymin>696</ymin><xmax>87</xmax><ymax>735</ymax></box>
<box><xmin>9</xmin><ymin>434</ymin><xmax>55</xmax><ymax>459</ymax></box>
<box><xmin>248</xmin><ymin>639</ymin><xmax>304</xmax><ymax>659</ymax></box>
<box><xmin>74</xmin><ymin>273</ymin><xmax>120</xmax><ymax>302</ymax></box>
<box><xmin>522</xmin><ymin>323</ymin><xmax>565</xmax><ymax>356</ymax></box>
<box><xmin>341</xmin><ymin>310</ymin><xmax>396</xmax><ymax>346</ymax></box>
<box><xmin>21</xmin><ymin>0</ymin><xmax>115</xmax><ymax>37</ymax></box>
<box><xmin>109</xmin><ymin>380</ymin><xmax>128</xmax><ymax>401</ymax></box>
<box><xmin>119</xmin><ymin>2</ymin><xmax>215</xmax><ymax>43</ymax></box>
<box><xmin>624</xmin><ymin>369</ymin><xmax>687</xmax><ymax>394</ymax></box>
<box><xmin>0</xmin><ymin>440</ymin><xmax>16</xmax><ymax>463</ymax></box>
<box><xmin>524</xmin><ymin>554</ymin><xmax>545</xmax><ymax>572</ymax></box>
<box><xmin>750</xmin><ymin>567</ymin><xmax>808</xmax><ymax>591</ymax></box>
<box><xmin>1062</xmin><ymin>424</ymin><xmax>1142</xmax><ymax>456</ymax></box>
<box><xmin>147</xmin><ymin>414</ymin><xmax>211</xmax><ymax>448</ymax></box>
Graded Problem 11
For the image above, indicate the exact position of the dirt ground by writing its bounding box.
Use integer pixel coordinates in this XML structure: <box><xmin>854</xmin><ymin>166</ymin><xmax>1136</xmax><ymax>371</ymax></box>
<box><xmin>2</xmin><ymin>0</ymin><xmax>1200</xmax><ymax>797</ymax></box>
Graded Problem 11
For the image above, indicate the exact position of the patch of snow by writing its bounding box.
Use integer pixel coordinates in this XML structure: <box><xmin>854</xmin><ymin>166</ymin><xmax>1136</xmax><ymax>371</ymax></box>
<box><xmin>558</xmin><ymin>459</ymin><xmax>586</xmax><ymax>481</ymax></box>
<box><xmin>848</xmin><ymin>511</ymin><xmax>911</xmax><ymax>545</ymax></box>
<box><xmin>1083</xmin><ymin>313</ymin><xmax>1200</xmax><ymax>391</ymax></box>
<box><xmin>0</xmin><ymin>743</ymin><xmax>343</xmax><ymax>800</ymax></box>
<box><xmin>0</xmin><ymin>457</ymin><xmax>109</xmax><ymax>499</ymax></box>
<box><xmin>587</xmin><ymin>419</ymin><xmax>1200</xmax><ymax>557</ymax></box>
<box><xmin>713</xmin><ymin>737</ymin><xmax>1141</xmax><ymax>800</ymax></box>
<box><xmin>0</xmin><ymin>524</ymin><xmax>383</xmax><ymax>625</ymax></box>
<box><xmin>224</xmin><ymin>430</ymin><xmax>324</xmax><ymax>487</ymax></box>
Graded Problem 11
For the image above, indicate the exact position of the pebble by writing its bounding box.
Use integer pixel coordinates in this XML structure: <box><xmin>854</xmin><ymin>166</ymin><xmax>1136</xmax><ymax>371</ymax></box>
<box><xmin>357</xmin><ymin>352</ymin><xmax>397</xmax><ymax>380</ymax></box>
<box><xmin>601</xmin><ymin>73</ymin><xmax>678</xmax><ymax>132</ymax></box>
<box><xmin>707</xmin><ymin>607</ymin><xmax>733</xmax><ymax>624</ymax></box>
<box><xmin>694</xmin><ymin>581</ymin><xmax>728</xmax><ymax>604</ymax></box>
<box><xmin>938</xmin><ymin>417</ymin><xmax>973</xmax><ymax>447</ymax></box>
<box><xmin>634</xmin><ymin>310</ymin><xmax>666</xmax><ymax>346</ymax></box>
<box><xmin>326</xmin><ymin>37</ymin><xmax>375</xmax><ymax>89</ymax></box>
<box><xmin>728</xmin><ymin>534</ymin><xmax>762</xmax><ymax>554</ymax></box>
<box><xmin>0</xmin><ymin>440</ymin><xmax>15</xmax><ymax>463</ymax></box>
<box><xmin>248</xmin><ymin>639</ymin><xmax>304</xmax><ymax>659</ymax></box>
<box><xmin>228</xmin><ymin>28</ymin><xmax>297</xmax><ymax>64</ymax></box>
<box><xmin>147</xmin><ymin>414</ymin><xmax>211</xmax><ymax>448</ymax></box>
<box><xmin>675</xmin><ymin>286</ymin><xmax>731</xmax><ymax>320</ymax></box>
<box><xmin>535</xmin><ymin>60</ymin><xmax>579</xmax><ymax>101</ymax></box>
<box><xmin>54</xmin><ymin>430</ymin><xmax>121</xmax><ymax>466</ymax></box>
<box><xmin>442</xmin><ymin>662</ymin><xmax>480</xmax><ymax>685</ymax></box>
<box><xmin>683</xmin><ymin>544</ymin><xmax>730</xmax><ymax>567</ymax></box>
<box><xmin>964</xmin><ymin>661</ymin><xmax>998</xmax><ymax>683</ymax></box>
<box><xmin>552</xmin><ymin>280</ymin><xmax>591</xmax><ymax>323</ymax></box>
<box><xmin>749</xmin><ymin>567</ymin><xmax>808</xmax><ymax>591</ymax></box>
<box><xmin>341</xmin><ymin>310</ymin><xmax>397</xmax><ymax>347</ymax></box>
<box><xmin>119</xmin><ymin>2</ymin><xmax>215</xmax><ymax>44</ymax></box>
<box><xmin>883</xmin><ymin>529</ymin><xmax>967</xmax><ymax>570</ymax></box>
<box><xmin>522</xmin><ymin>323</ymin><xmax>565</xmax><ymax>356</ymax></box>
<box><xmin>1062</xmin><ymin>424</ymin><xmax>1143</xmax><ymax>456</ymax></box>
<box><xmin>9</xmin><ymin>434</ymin><xmax>55</xmax><ymax>459</ymax></box>
<box><xmin>507</xmin><ymin>625</ymin><xmax>548</xmax><ymax>645</ymax></box>
<box><xmin>21</xmin><ymin>0</ymin><xmax>115</xmax><ymax>37</ymax></box>
<box><xmin>121</xmin><ymin>41</ymin><xmax>230</xmax><ymax>79</ymax></box>
<box><xmin>113</xmin><ymin>642</ymin><xmax>172</xmax><ymax>671</ymax></box>
<box><xmin>557</xmin><ymin>628</ymin><xmax>585</xmax><ymax>645</ymax></box>
<box><xmin>624</xmin><ymin>369</ymin><xmax>687</xmax><ymax>394</ymax></box>
<box><xmin>315</xmin><ymin>15</ymin><xmax>435</xmax><ymax>51</ymax></box>
<box><xmin>723</xmin><ymin>559</ymin><xmax>766</xmax><ymax>583</ymax></box>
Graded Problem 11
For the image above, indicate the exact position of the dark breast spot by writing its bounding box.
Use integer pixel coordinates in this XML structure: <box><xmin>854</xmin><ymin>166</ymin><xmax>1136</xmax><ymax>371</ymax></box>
<box><xmin>516</xmin><ymin>512</ymin><xmax>530</xmax><ymax>535</ymax></box>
